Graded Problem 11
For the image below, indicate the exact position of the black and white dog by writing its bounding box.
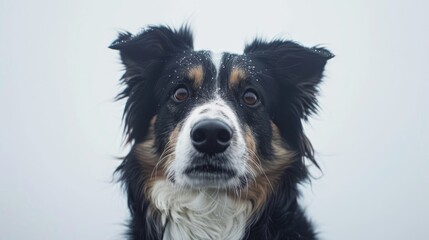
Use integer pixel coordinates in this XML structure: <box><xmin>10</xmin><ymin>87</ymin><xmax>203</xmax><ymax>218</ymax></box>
<box><xmin>110</xmin><ymin>25</ymin><xmax>333</xmax><ymax>240</ymax></box>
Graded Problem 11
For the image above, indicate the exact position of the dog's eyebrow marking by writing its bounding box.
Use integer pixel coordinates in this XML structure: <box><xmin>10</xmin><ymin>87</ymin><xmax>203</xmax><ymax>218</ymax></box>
<box><xmin>187</xmin><ymin>65</ymin><xmax>204</xmax><ymax>89</ymax></box>
<box><xmin>229</xmin><ymin>67</ymin><xmax>247</xmax><ymax>88</ymax></box>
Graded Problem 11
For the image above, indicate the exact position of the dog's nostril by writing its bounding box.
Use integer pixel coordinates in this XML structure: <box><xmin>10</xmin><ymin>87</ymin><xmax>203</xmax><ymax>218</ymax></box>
<box><xmin>192</xmin><ymin>128</ymin><xmax>206</xmax><ymax>143</ymax></box>
<box><xmin>217</xmin><ymin>128</ymin><xmax>231</xmax><ymax>143</ymax></box>
<box><xmin>190</xmin><ymin>119</ymin><xmax>233</xmax><ymax>155</ymax></box>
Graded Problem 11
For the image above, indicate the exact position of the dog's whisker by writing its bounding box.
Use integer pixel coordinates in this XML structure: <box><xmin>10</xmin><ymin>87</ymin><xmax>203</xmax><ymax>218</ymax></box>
<box><xmin>150</xmin><ymin>139</ymin><xmax>176</xmax><ymax>179</ymax></box>
<box><xmin>247</xmin><ymin>149</ymin><xmax>274</xmax><ymax>193</ymax></box>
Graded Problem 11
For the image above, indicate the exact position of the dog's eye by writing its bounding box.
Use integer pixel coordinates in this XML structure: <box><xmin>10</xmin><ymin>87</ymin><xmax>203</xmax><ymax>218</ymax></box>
<box><xmin>172</xmin><ymin>86</ymin><xmax>189</xmax><ymax>102</ymax></box>
<box><xmin>243</xmin><ymin>90</ymin><xmax>259</xmax><ymax>106</ymax></box>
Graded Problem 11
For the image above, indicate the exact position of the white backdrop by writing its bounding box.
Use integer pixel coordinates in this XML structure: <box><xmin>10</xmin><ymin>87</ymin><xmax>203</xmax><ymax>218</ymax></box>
<box><xmin>1</xmin><ymin>0</ymin><xmax>428</xmax><ymax>239</ymax></box>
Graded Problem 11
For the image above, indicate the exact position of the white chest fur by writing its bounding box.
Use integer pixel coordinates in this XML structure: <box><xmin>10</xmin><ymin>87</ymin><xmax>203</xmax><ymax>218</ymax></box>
<box><xmin>149</xmin><ymin>181</ymin><xmax>252</xmax><ymax>240</ymax></box>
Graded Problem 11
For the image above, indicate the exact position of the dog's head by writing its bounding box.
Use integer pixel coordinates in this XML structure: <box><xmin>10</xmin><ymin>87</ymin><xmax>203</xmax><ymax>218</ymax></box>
<box><xmin>111</xmin><ymin>25</ymin><xmax>333</xmax><ymax>208</ymax></box>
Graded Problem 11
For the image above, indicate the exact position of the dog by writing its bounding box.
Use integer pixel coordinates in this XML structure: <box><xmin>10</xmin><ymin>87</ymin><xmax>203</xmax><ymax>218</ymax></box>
<box><xmin>110</xmin><ymin>25</ymin><xmax>333</xmax><ymax>240</ymax></box>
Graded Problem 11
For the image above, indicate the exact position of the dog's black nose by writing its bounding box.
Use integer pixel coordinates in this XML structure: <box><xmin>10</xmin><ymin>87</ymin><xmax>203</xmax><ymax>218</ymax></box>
<box><xmin>190</xmin><ymin>119</ymin><xmax>233</xmax><ymax>155</ymax></box>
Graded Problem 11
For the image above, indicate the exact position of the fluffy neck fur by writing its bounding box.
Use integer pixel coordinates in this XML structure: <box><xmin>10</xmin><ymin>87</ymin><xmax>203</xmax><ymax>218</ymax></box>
<box><xmin>149</xmin><ymin>180</ymin><xmax>252</xmax><ymax>240</ymax></box>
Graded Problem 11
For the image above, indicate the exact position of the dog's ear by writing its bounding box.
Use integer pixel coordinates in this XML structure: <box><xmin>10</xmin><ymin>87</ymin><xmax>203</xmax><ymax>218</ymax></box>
<box><xmin>244</xmin><ymin>39</ymin><xmax>333</xmax><ymax>170</ymax></box>
<box><xmin>110</xmin><ymin>25</ymin><xmax>194</xmax><ymax>143</ymax></box>
<box><xmin>244</xmin><ymin>39</ymin><xmax>333</xmax><ymax>119</ymax></box>
<box><xmin>110</xmin><ymin>25</ymin><xmax>193</xmax><ymax>72</ymax></box>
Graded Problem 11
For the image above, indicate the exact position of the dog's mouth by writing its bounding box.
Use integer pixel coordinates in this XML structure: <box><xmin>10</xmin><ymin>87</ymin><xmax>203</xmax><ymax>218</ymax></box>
<box><xmin>184</xmin><ymin>163</ymin><xmax>236</xmax><ymax>180</ymax></box>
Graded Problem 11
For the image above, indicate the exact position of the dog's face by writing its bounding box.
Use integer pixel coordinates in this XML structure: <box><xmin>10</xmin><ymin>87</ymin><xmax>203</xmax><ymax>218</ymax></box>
<box><xmin>111</xmin><ymin>26</ymin><xmax>333</xmax><ymax>201</ymax></box>
<box><xmin>153</xmin><ymin>51</ymin><xmax>281</xmax><ymax>189</ymax></box>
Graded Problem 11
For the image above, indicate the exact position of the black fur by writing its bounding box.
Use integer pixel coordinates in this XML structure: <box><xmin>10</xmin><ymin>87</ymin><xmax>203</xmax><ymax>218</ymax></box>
<box><xmin>110</xmin><ymin>25</ymin><xmax>333</xmax><ymax>240</ymax></box>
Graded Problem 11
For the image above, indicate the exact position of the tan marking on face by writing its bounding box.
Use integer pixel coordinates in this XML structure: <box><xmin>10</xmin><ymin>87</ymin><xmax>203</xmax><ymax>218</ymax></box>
<box><xmin>133</xmin><ymin>116</ymin><xmax>182</xmax><ymax>197</ymax></box>
<box><xmin>187</xmin><ymin>65</ymin><xmax>204</xmax><ymax>88</ymax></box>
<box><xmin>229</xmin><ymin>67</ymin><xmax>247</xmax><ymax>88</ymax></box>
<box><xmin>229</xmin><ymin>123</ymin><xmax>295</xmax><ymax>216</ymax></box>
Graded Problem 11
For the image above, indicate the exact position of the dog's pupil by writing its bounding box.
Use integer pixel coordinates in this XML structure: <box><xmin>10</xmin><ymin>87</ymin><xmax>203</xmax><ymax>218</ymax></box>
<box><xmin>174</xmin><ymin>88</ymin><xmax>188</xmax><ymax>101</ymax></box>
<box><xmin>243</xmin><ymin>91</ymin><xmax>258</xmax><ymax>105</ymax></box>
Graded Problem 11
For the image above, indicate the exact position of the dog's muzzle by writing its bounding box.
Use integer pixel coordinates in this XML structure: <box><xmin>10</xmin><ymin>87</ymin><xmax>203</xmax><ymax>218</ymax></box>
<box><xmin>171</xmin><ymin>98</ymin><xmax>247</xmax><ymax>188</ymax></box>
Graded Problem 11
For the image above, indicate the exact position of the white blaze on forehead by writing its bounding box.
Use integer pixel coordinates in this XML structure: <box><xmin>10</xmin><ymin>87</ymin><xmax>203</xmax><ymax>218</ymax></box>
<box><xmin>211</xmin><ymin>52</ymin><xmax>223</xmax><ymax>90</ymax></box>
<box><xmin>211</xmin><ymin>52</ymin><xmax>223</xmax><ymax>76</ymax></box>
<box><xmin>187</xmin><ymin>96</ymin><xmax>237</xmax><ymax>125</ymax></box>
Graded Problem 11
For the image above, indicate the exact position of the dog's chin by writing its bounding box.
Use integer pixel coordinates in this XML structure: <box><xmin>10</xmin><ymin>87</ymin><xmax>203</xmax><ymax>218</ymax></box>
<box><xmin>177</xmin><ymin>155</ymin><xmax>243</xmax><ymax>189</ymax></box>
